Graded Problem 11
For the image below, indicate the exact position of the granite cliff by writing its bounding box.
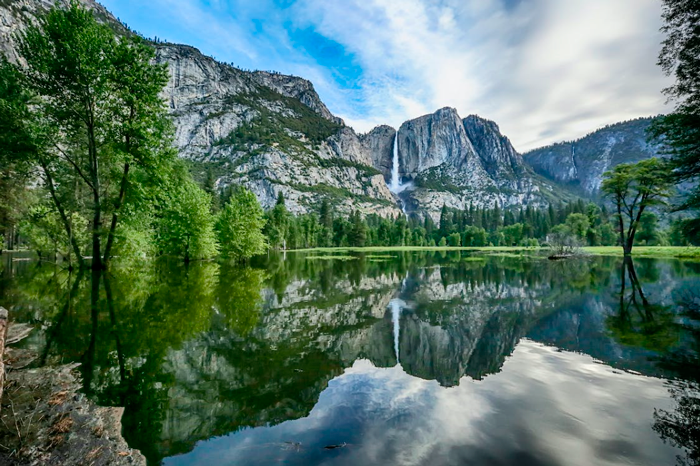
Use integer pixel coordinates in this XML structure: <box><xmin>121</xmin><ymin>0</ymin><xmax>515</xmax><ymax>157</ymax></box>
<box><xmin>388</xmin><ymin>108</ymin><xmax>570</xmax><ymax>220</ymax></box>
<box><xmin>522</xmin><ymin>117</ymin><xmax>662</xmax><ymax>197</ymax></box>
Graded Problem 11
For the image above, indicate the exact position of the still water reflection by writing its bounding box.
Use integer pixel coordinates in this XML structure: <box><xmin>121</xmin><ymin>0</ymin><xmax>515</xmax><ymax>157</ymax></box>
<box><xmin>1</xmin><ymin>251</ymin><xmax>699</xmax><ymax>465</ymax></box>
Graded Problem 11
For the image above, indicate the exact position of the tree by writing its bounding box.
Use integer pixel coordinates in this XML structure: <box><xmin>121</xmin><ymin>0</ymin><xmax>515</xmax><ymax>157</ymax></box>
<box><xmin>348</xmin><ymin>211</ymin><xmax>367</xmax><ymax>247</ymax></box>
<box><xmin>439</xmin><ymin>204</ymin><xmax>453</xmax><ymax>237</ymax></box>
<box><xmin>500</xmin><ymin>223</ymin><xmax>524</xmax><ymax>246</ymax></box>
<box><xmin>601</xmin><ymin>159</ymin><xmax>672</xmax><ymax>255</ymax></box>
<box><xmin>216</xmin><ymin>187</ymin><xmax>267</xmax><ymax>261</ymax></box>
<box><xmin>265</xmin><ymin>191</ymin><xmax>289</xmax><ymax>249</ymax></box>
<box><xmin>636</xmin><ymin>212</ymin><xmax>661</xmax><ymax>245</ymax></box>
<box><xmin>565</xmin><ymin>213</ymin><xmax>590</xmax><ymax>241</ymax></box>
<box><xmin>0</xmin><ymin>59</ymin><xmax>43</xmax><ymax>252</ymax></box>
<box><xmin>158</xmin><ymin>179</ymin><xmax>218</xmax><ymax>262</ymax></box>
<box><xmin>649</xmin><ymin>0</ymin><xmax>700</xmax><ymax>242</ymax></box>
<box><xmin>318</xmin><ymin>199</ymin><xmax>333</xmax><ymax>247</ymax></box>
<box><xmin>600</xmin><ymin>223</ymin><xmax>617</xmax><ymax>246</ymax></box>
<box><xmin>448</xmin><ymin>232</ymin><xmax>461</xmax><ymax>247</ymax></box>
<box><xmin>547</xmin><ymin>224</ymin><xmax>580</xmax><ymax>255</ymax></box>
<box><xmin>10</xmin><ymin>2</ymin><xmax>171</xmax><ymax>269</ymax></box>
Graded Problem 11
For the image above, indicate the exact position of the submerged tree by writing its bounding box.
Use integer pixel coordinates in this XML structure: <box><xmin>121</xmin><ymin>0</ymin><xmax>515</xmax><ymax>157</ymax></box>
<box><xmin>601</xmin><ymin>159</ymin><xmax>672</xmax><ymax>255</ymax></box>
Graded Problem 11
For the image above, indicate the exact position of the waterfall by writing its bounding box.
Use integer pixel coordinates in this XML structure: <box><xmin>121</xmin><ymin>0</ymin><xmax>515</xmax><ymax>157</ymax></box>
<box><xmin>389</xmin><ymin>132</ymin><xmax>403</xmax><ymax>194</ymax></box>
<box><xmin>389</xmin><ymin>299</ymin><xmax>403</xmax><ymax>364</ymax></box>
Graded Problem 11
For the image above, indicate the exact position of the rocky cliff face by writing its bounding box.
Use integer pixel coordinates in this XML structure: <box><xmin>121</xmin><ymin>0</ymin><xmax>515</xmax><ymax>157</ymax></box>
<box><xmin>154</xmin><ymin>43</ymin><xmax>401</xmax><ymax>216</ymax></box>
<box><xmin>523</xmin><ymin>117</ymin><xmax>661</xmax><ymax>196</ymax></box>
<box><xmin>360</xmin><ymin>125</ymin><xmax>396</xmax><ymax>183</ymax></box>
<box><xmin>393</xmin><ymin>108</ymin><xmax>568</xmax><ymax>221</ymax></box>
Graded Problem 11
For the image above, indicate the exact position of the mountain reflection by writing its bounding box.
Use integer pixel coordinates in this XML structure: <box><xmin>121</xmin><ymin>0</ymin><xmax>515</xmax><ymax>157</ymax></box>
<box><xmin>1</xmin><ymin>251</ymin><xmax>699</xmax><ymax>464</ymax></box>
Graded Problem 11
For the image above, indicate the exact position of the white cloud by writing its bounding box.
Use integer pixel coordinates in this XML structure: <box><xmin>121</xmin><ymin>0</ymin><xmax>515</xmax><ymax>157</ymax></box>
<box><xmin>288</xmin><ymin>0</ymin><xmax>672</xmax><ymax>151</ymax></box>
<box><xmin>104</xmin><ymin>0</ymin><xmax>672</xmax><ymax>151</ymax></box>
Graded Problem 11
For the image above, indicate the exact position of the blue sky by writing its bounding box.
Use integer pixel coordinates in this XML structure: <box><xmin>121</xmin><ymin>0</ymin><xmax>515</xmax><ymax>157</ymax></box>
<box><xmin>101</xmin><ymin>0</ymin><xmax>671</xmax><ymax>151</ymax></box>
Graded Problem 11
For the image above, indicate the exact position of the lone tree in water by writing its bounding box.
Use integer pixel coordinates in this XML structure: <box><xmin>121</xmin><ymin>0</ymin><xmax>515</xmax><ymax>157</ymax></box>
<box><xmin>649</xmin><ymin>0</ymin><xmax>700</xmax><ymax>242</ymax></box>
<box><xmin>601</xmin><ymin>158</ymin><xmax>672</xmax><ymax>255</ymax></box>
<box><xmin>5</xmin><ymin>2</ymin><xmax>172</xmax><ymax>269</ymax></box>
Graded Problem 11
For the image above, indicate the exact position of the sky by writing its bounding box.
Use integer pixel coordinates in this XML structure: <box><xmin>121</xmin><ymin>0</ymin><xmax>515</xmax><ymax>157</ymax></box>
<box><xmin>100</xmin><ymin>0</ymin><xmax>672</xmax><ymax>152</ymax></box>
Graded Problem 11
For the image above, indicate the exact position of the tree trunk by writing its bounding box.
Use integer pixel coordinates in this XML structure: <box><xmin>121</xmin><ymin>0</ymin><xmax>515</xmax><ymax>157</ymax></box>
<box><xmin>0</xmin><ymin>307</ymin><xmax>8</xmax><ymax>409</ymax></box>
<box><xmin>40</xmin><ymin>162</ymin><xmax>85</xmax><ymax>269</ymax></box>
<box><xmin>103</xmin><ymin>162</ymin><xmax>130</xmax><ymax>267</ymax></box>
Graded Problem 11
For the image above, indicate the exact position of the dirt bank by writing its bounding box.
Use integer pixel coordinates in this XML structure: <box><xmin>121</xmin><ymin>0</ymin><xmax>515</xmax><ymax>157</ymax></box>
<box><xmin>0</xmin><ymin>317</ymin><xmax>145</xmax><ymax>466</ymax></box>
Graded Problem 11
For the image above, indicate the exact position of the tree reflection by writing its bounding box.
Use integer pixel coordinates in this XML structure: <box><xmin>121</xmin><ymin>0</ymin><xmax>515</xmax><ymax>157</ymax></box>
<box><xmin>653</xmin><ymin>293</ymin><xmax>700</xmax><ymax>466</ymax></box>
<box><xmin>607</xmin><ymin>257</ymin><xmax>679</xmax><ymax>352</ymax></box>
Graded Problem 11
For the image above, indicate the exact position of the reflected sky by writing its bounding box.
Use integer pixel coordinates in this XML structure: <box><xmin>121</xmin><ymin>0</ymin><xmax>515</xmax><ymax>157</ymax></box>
<box><xmin>166</xmin><ymin>341</ymin><xmax>676</xmax><ymax>466</ymax></box>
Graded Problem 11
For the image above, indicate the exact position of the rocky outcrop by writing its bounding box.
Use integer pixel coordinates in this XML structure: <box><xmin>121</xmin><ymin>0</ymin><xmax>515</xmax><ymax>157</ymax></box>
<box><xmin>523</xmin><ymin>117</ymin><xmax>662</xmax><ymax>196</ymax></box>
<box><xmin>393</xmin><ymin>108</ymin><xmax>569</xmax><ymax>221</ymax></box>
<box><xmin>251</xmin><ymin>70</ymin><xmax>343</xmax><ymax>125</ymax></box>
<box><xmin>360</xmin><ymin>125</ymin><xmax>396</xmax><ymax>182</ymax></box>
<box><xmin>156</xmin><ymin>42</ymin><xmax>401</xmax><ymax>216</ymax></box>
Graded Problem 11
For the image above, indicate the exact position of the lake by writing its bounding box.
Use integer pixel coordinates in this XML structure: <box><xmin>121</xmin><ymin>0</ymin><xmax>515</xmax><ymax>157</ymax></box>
<box><xmin>1</xmin><ymin>251</ymin><xmax>699</xmax><ymax>466</ymax></box>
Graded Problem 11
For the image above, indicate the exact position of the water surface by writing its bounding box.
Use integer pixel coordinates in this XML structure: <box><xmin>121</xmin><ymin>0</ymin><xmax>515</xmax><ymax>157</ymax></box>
<box><xmin>1</xmin><ymin>251</ymin><xmax>698</xmax><ymax>465</ymax></box>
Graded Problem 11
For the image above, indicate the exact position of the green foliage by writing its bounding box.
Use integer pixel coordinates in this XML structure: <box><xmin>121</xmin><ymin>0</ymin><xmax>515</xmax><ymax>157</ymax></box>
<box><xmin>649</xmin><ymin>0</ymin><xmax>700</xmax><ymax>243</ymax></box>
<box><xmin>265</xmin><ymin>192</ymin><xmax>290</xmax><ymax>249</ymax></box>
<box><xmin>4</xmin><ymin>1</ymin><xmax>173</xmax><ymax>267</ymax></box>
<box><xmin>216</xmin><ymin>187</ymin><xmax>267</xmax><ymax>261</ymax></box>
<box><xmin>348</xmin><ymin>211</ymin><xmax>368</xmax><ymax>247</ymax></box>
<box><xmin>602</xmin><ymin>159</ymin><xmax>673</xmax><ymax>254</ymax></box>
<box><xmin>20</xmin><ymin>204</ymin><xmax>88</xmax><ymax>258</ymax></box>
<box><xmin>499</xmin><ymin>223</ymin><xmax>524</xmax><ymax>246</ymax></box>
<box><xmin>157</xmin><ymin>180</ymin><xmax>219</xmax><ymax>261</ymax></box>
<box><xmin>565</xmin><ymin>213</ymin><xmax>590</xmax><ymax>240</ymax></box>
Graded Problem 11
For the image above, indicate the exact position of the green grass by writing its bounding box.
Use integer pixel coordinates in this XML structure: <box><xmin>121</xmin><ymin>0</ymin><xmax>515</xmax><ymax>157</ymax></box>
<box><xmin>305</xmin><ymin>255</ymin><xmax>357</xmax><ymax>261</ymax></box>
<box><xmin>583</xmin><ymin>246</ymin><xmax>700</xmax><ymax>259</ymax></box>
<box><xmin>289</xmin><ymin>245</ymin><xmax>700</xmax><ymax>259</ymax></box>
<box><xmin>292</xmin><ymin>246</ymin><xmax>539</xmax><ymax>253</ymax></box>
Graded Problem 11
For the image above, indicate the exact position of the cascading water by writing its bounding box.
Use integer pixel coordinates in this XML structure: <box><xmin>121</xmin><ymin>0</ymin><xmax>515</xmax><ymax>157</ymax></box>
<box><xmin>389</xmin><ymin>277</ymin><xmax>408</xmax><ymax>365</ymax></box>
<box><xmin>389</xmin><ymin>299</ymin><xmax>403</xmax><ymax>363</ymax></box>
<box><xmin>389</xmin><ymin>132</ymin><xmax>403</xmax><ymax>193</ymax></box>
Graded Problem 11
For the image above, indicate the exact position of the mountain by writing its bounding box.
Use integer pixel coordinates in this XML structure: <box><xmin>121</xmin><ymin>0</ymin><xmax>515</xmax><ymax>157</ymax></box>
<box><xmin>0</xmin><ymin>0</ymin><xmax>402</xmax><ymax>218</ymax></box>
<box><xmin>522</xmin><ymin>117</ymin><xmax>662</xmax><ymax>197</ymax></box>
<box><xmin>389</xmin><ymin>107</ymin><xmax>571</xmax><ymax>220</ymax></box>
<box><xmin>1</xmin><ymin>1</ymin><xmax>665</xmax><ymax>220</ymax></box>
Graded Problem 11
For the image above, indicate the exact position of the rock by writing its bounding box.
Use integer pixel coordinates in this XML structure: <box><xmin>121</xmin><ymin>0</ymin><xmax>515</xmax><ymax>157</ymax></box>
<box><xmin>523</xmin><ymin>117</ymin><xmax>662</xmax><ymax>196</ymax></box>
<box><xmin>360</xmin><ymin>125</ymin><xmax>397</xmax><ymax>183</ymax></box>
<box><xmin>394</xmin><ymin>107</ymin><xmax>567</xmax><ymax>221</ymax></box>
<box><xmin>0</xmin><ymin>364</ymin><xmax>145</xmax><ymax>466</ymax></box>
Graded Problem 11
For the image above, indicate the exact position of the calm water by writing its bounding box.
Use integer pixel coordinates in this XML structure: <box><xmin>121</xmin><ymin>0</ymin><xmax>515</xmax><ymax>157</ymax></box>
<box><xmin>1</xmin><ymin>251</ymin><xmax>699</xmax><ymax>466</ymax></box>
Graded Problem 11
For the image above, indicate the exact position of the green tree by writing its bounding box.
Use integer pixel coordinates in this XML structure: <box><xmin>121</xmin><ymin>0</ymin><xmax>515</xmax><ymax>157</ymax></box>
<box><xmin>601</xmin><ymin>159</ymin><xmax>672</xmax><ymax>255</ymax></box>
<box><xmin>266</xmin><ymin>191</ymin><xmax>289</xmax><ymax>249</ymax></box>
<box><xmin>216</xmin><ymin>187</ymin><xmax>267</xmax><ymax>261</ymax></box>
<box><xmin>636</xmin><ymin>212</ymin><xmax>661</xmax><ymax>245</ymax></box>
<box><xmin>348</xmin><ymin>211</ymin><xmax>368</xmax><ymax>247</ymax></box>
<box><xmin>448</xmin><ymin>232</ymin><xmax>461</xmax><ymax>247</ymax></box>
<box><xmin>158</xmin><ymin>179</ymin><xmax>218</xmax><ymax>262</ymax></box>
<box><xmin>565</xmin><ymin>213</ymin><xmax>590</xmax><ymax>241</ymax></box>
<box><xmin>649</xmin><ymin>0</ymin><xmax>700</xmax><ymax>242</ymax></box>
<box><xmin>500</xmin><ymin>223</ymin><xmax>524</xmax><ymax>246</ymax></box>
<box><xmin>8</xmin><ymin>2</ymin><xmax>172</xmax><ymax>269</ymax></box>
